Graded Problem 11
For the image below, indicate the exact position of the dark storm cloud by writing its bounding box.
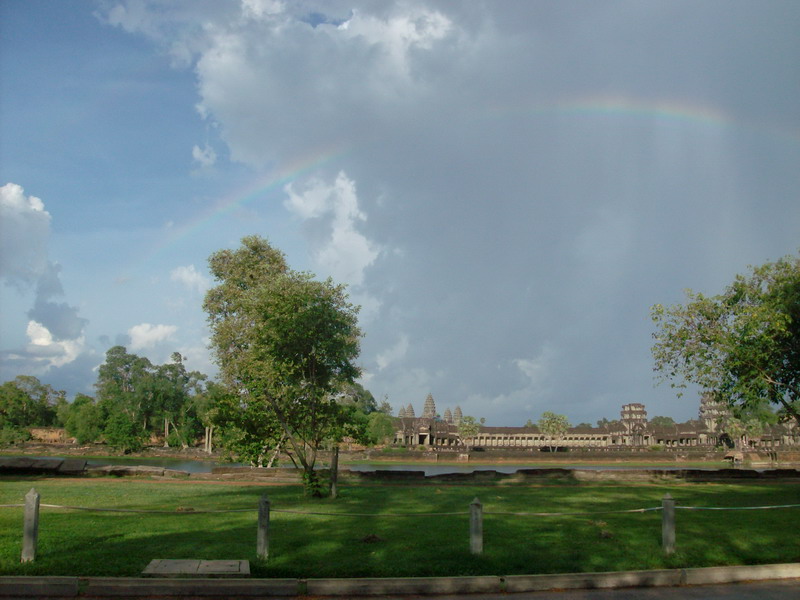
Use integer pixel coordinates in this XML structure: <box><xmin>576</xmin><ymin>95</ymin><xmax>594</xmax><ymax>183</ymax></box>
<box><xmin>101</xmin><ymin>0</ymin><xmax>800</xmax><ymax>423</ymax></box>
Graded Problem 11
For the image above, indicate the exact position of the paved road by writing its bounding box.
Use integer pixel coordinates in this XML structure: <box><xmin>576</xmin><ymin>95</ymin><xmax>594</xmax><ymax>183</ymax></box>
<box><xmin>397</xmin><ymin>580</ymin><xmax>800</xmax><ymax>600</ymax></box>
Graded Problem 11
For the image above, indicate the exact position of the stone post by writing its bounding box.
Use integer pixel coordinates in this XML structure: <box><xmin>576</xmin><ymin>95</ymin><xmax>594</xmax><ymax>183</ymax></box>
<box><xmin>21</xmin><ymin>488</ymin><xmax>40</xmax><ymax>563</ymax></box>
<box><xmin>470</xmin><ymin>497</ymin><xmax>483</xmax><ymax>555</ymax></box>
<box><xmin>257</xmin><ymin>495</ymin><xmax>270</xmax><ymax>561</ymax></box>
<box><xmin>662</xmin><ymin>493</ymin><xmax>675</xmax><ymax>555</ymax></box>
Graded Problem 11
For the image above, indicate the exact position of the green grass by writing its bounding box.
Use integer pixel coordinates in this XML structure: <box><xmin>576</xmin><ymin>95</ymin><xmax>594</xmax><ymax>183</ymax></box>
<box><xmin>1</xmin><ymin>477</ymin><xmax>798</xmax><ymax>578</ymax></box>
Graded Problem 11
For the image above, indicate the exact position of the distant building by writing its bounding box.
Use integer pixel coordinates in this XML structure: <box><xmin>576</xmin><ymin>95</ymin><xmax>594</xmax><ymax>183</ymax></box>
<box><xmin>393</xmin><ymin>394</ymin><xmax>799</xmax><ymax>450</ymax></box>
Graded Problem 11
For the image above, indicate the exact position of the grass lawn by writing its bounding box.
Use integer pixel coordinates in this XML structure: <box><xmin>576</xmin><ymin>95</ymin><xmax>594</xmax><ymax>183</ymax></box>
<box><xmin>1</xmin><ymin>476</ymin><xmax>798</xmax><ymax>578</ymax></box>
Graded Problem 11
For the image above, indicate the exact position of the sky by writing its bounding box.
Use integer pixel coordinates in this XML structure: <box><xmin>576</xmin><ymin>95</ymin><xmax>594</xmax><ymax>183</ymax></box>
<box><xmin>1</xmin><ymin>0</ymin><xmax>798</xmax><ymax>426</ymax></box>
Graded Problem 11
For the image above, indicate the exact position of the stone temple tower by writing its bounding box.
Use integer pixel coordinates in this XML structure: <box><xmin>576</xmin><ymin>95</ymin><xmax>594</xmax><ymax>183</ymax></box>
<box><xmin>422</xmin><ymin>394</ymin><xmax>436</xmax><ymax>419</ymax></box>
<box><xmin>699</xmin><ymin>393</ymin><xmax>727</xmax><ymax>432</ymax></box>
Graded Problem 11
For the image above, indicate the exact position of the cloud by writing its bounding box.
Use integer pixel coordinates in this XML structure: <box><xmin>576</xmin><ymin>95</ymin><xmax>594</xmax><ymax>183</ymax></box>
<box><xmin>97</xmin><ymin>2</ymin><xmax>800</xmax><ymax>426</ymax></box>
<box><xmin>192</xmin><ymin>143</ymin><xmax>217</xmax><ymax>167</ymax></box>
<box><xmin>128</xmin><ymin>323</ymin><xmax>178</xmax><ymax>351</ymax></box>
<box><xmin>0</xmin><ymin>183</ymin><xmax>51</xmax><ymax>285</ymax></box>
<box><xmin>0</xmin><ymin>183</ymin><xmax>89</xmax><ymax>382</ymax></box>
<box><xmin>241</xmin><ymin>0</ymin><xmax>284</xmax><ymax>21</ymax></box>
<box><xmin>26</xmin><ymin>262</ymin><xmax>88</xmax><ymax>341</ymax></box>
<box><xmin>284</xmin><ymin>171</ymin><xmax>380</xmax><ymax>287</ymax></box>
<box><xmin>375</xmin><ymin>334</ymin><xmax>409</xmax><ymax>371</ymax></box>
<box><xmin>170</xmin><ymin>264</ymin><xmax>211</xmax><ymax>293</ymax></box>
<box><xmin>24</xmin><ymin>321</ymin><xmax>85</xmax><ymax>368</ymax></box>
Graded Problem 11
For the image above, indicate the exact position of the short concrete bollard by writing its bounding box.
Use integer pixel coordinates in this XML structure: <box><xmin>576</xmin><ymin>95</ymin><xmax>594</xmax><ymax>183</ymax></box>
<box><xmin>470</xmin><ymin>497</ymin><xmax>483</xmax><ymax>555</ymax></box>
<box><xmin>21</xmin><ymin>488</ymin><xmax>40</xmax><ymax>563</ymax></box>
<box><xmin>662</xmin><ymin>493</ymin><xmax>675</xmax><ymax>555</ymax></box>
<box><xmin>257</xmin><ymin>495</ymin><xmax>270</xmax><ymax>561</ymax></box>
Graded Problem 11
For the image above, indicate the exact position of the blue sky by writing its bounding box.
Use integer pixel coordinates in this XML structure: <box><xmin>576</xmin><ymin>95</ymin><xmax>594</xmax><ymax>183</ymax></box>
<box><xmin>1</xmin><ymin>1</ymin><xmax>799</xmax><ymax>425</ymax></box>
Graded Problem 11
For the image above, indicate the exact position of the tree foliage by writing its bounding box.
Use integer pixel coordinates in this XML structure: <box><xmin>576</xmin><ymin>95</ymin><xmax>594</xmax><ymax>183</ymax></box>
<box><xmin>649</xmin><ymin>416</ymin><xmax>676</xmax><ymax>428</ymax></box>
<box><xmin>204</xmin><ymin>236</ymin><xmax>363</xmax><ymax>496</ymax></box>
<box><xmin>64</xmin><ymin>394</ymin><xmax>104</xmax><ymax>444</ymax></box>
<box><xmin>652</xmin><ymin>254</ymin><xmax>800</xmax><ymax>425</ymax></box>
<box><xmin>456</xmin><ymin>415</ymin><xmax>481</xmax><ymax>450</ymax></box>
<box><xmin>0</xmin><ymin>376</ymin><xmax>65</xmax><ymax>444</ymax></box>
<box><xmin>367</xmin><ymin>411</ymin><xmax>396</xmax><ymax>445</ymax></box>
<box><xmin>538</xmin><ymin>411</ymin><xmax>570</xmax><ymax>451</ymax></box>
<box><xmin>95</xmin><ymin>346</ymin><xmax>207</xmax><ymax>450</ymax></box>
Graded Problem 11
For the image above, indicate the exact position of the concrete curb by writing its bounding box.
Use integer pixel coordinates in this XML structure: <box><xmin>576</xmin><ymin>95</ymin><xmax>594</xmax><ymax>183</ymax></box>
<box><xmin>1</xmin><ymin>563</ymin><xmax>798</xmax><ymax>597</ymax></box>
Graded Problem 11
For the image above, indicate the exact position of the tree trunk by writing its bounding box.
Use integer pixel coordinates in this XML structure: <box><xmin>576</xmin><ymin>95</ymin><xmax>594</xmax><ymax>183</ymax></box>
<box><xmin>204</xmin><ymin>426</ymin><xmax>213</xmax><ymax>454</ymax></box>
<box><xmin>266</xmin><ymin>438</ymin><xmax>283</xmax><ymax>468</ymax></box>
<box><xmin>164</xmin><ymin>417</ymin><xmax>169</xmax><ymax>447</ymax></box>
<box><xmin>329</xmin><ymin>445</ymin><xmax>339</xmax><ymax>499</ymax></box>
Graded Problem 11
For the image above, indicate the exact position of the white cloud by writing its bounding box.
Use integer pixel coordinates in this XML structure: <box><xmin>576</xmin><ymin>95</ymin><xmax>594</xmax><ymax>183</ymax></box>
<box><xmin>128</xmin><ymin>323</ymin><xmax>178</xmax><ymax>351</ymax></box>
<box><xmin>170</xmin><ymin>264</ymin><xmax>211</xmax><ymax>293</ymax></box>
<box><xmin>284</xmin><ymin>171</ymin><xmax>380</xmax><ymax>287</ymax></box>
<box><xmin>342</xmin><ymin>7</ymin><xmax>453</xmax><ymax>79</ymax></box>
<box><xmin>192</xmin><ymin>143</ymin><xmax>217</xmax><ymax>167</ymax></box>
<box><xmin>24</xmin><ymin>320</ymin><xmax>85</xmax><ymax>369</ymax></box>
<box><xmin>0</xmin><ymin>183</ymin><xmax>51</xmax><ymax>285</ymax></box>
<box><xmin>241</xmin><ymin>0</ymin><xmax>284</xmax><ymax>21</ymax></box>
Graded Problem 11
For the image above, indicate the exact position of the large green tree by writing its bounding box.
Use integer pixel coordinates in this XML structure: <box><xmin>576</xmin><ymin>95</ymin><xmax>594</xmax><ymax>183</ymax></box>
<box><xmin>95</xmin><ymin>346</ymin><xmax>208</xmax><ymax>450</ymax></box>
<box><xmin>651</xmin><ymin>254</ymin><xmax>800</xmax><ymax>426</ymax></box>
<box><xmin>96</xmin><ymin>346</ymin><xmax>156</xmax><ymax>431</ymax></box>
<box><xmin>0</xmin><ymin>376</ymin><xmax>65</xmax><ymax>444</ymax></box>
<box><xmin>456</xmin><ymin>415</ymin><xmax>481</xmax><ymax>450</ymax></box>
<box><xmin>538</xmin><ymin>411</ymin><xmax>570</xmax><ymax>452</ymax></box>
<box><xmin>204</xmin><ymin>235</ymin><xmax>363</xmax><ymax>496</ymax></box>
<box><xmin>63</xmin><ymin>394</ymin><xmax>104</xmax><ymax>444</ymax></box>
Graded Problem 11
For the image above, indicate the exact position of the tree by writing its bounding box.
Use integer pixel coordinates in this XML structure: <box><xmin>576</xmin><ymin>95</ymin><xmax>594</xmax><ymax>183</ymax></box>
<box><xmin>213</xmin><ymin>386</ymin><xmax>284</xmax><ymax>467</ymax></box>
<box><xmin>367</xmin><ymin>411</ymin><xmax>396</xmax><ymax>445</ymax></box>
<box><xmin>652</xmin><ymin>254</ymin><xmax>800</xmax><ymax>426</ymax></box>
<box><xmin>104</xmin><ymin>410</ymin><xmax>146</xmax><ymax>453</ymax></box>
<box><xmin>597</xmin><ymin>418</ymin><xmax>622</xmax><ymax>430</ymax></box>
<box><xmin>377</xmin><ymin>396</ymin><xmax>393</xmax><ymax>415</ymax></box>
<box><xmin>64</xmin><ymin>394</ymin><xmax>104</xmax><ymax>444</ymax></box>
<box><xmin>0</xmin><ymin>376</ymin><xmax>65</xmax><ymax>444</ymax></box>
<box><xmin>96</xmin><ymin>346</ymin><xmax>155</xmax><ymax>431</ymax></box>
<box><xmin>538</xmin><ymin>411</ymin><xmax>569</xmax><ymax>452</ymax></box>
<box><xmin>335</xmin><ymin>382</ymin><xmax>377</xmax><ymax>414</ymax></box>
<box><xmin>649</xmin><ymin>416</ymin><xmax>676</xmax><ymax>428</ymax></box>
<box><xmin>154</xmin><ymin>352</ymin><xmax>206</xmax><ymax>448</ymax></box>
<box><xmin>456</xmin><ymin>415</ymin><xmax>481</xmax><ymax>450</ymax></box>
<box><xmin>204</xmin><ymin>236</ymin><xmax>362</xmax><ymax>496</ymax></box>
<box><xmin>194</xmin><ymin>381</ymin><xmax>226</xmax><ymax>454</ymax></box>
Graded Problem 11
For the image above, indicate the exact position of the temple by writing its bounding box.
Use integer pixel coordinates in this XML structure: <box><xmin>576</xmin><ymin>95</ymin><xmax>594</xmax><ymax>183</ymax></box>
<box><xmin>394</xmin><ymin>394</ymin><xmax>799</xmax><ymax>450</ymax></box>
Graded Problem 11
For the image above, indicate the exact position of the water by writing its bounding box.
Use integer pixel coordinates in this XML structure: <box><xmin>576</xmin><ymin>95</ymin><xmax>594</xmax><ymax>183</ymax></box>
<box><xmin>343</xmin><ymin>463</ymin><xmax>727</xmax><ymax>476</ymax></box>
<box><xmin>9</xmin><ymin>456</ymin><xmax>750</xmax><ymax>475</ymax></box>
<box><xmin>83</xmin><ymin>457</ymin><xmax>235</xmax><ymax>473</ymax></box>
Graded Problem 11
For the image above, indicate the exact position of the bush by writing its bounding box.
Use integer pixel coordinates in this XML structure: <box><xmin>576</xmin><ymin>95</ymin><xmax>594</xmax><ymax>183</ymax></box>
<box><xmin>0</xmin><ymin>426</ymin><xmax>30</xmax><ymax>446</ymax></box>
<box><xmin>104</xmin><ymin>411</ymin><xmax>146</xmax><ymax>453</ymax></box>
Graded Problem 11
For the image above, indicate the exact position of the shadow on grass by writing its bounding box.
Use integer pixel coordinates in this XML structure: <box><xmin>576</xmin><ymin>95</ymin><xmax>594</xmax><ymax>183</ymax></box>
<box><xmin>1</xmin><ymin>478</ymin><xmax>798</xmax><ymax>578</ymax></box>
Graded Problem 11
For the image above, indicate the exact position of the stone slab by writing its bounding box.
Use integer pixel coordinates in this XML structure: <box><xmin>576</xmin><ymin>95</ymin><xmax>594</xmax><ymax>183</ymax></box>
<box><xmin>83</xmin><ymin>577</ymin><xmax>295</xmax><ymax>597</ymax></box>
<box><xmin>306</xmin><ymin>575</ymin><xmax>501</xmax><ymax>595</ymax></box>
<box><xmin>57</xmin><ymin>458</ymin><xmax>87</xmax><ymax>474</ymax></box>
<box><xmin>142</xmin><ymin>559</ymin><xmax>250</xmax><ymax>578</ymax></box>
<box><xmin>683</xmin><ymin>563</ymin><xmax>800</xmax><ymax>585</ymax></box>
<box><xmin>0</xmin><ymin>457</ymin><xmax>64</xmax><ymax>474</ymax></box>
<box><xmin>0</xmin><ymin>576</ymin><xmax>78</xmax><ymax>597</ymax></box>
<box><xmin>504</xmin><ymin>568</ymin><xmax>682</xmax><ymax>593</ymax></box>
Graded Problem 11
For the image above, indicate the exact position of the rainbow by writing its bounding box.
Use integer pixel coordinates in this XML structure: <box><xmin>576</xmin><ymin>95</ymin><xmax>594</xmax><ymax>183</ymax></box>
<box><xmin>489</xmin><ymin>94</ymin><xmax>800</xmax><ymax>146</ymax></box>
<box><xmin>144</xmin><ymin>94</ymin><xmax>798</xmax><ymax>265</ymax></box>
<box><xmin>142</xmin><ymin>142</ymin><xmax>350</xmax><ymax>265</ymax></box>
